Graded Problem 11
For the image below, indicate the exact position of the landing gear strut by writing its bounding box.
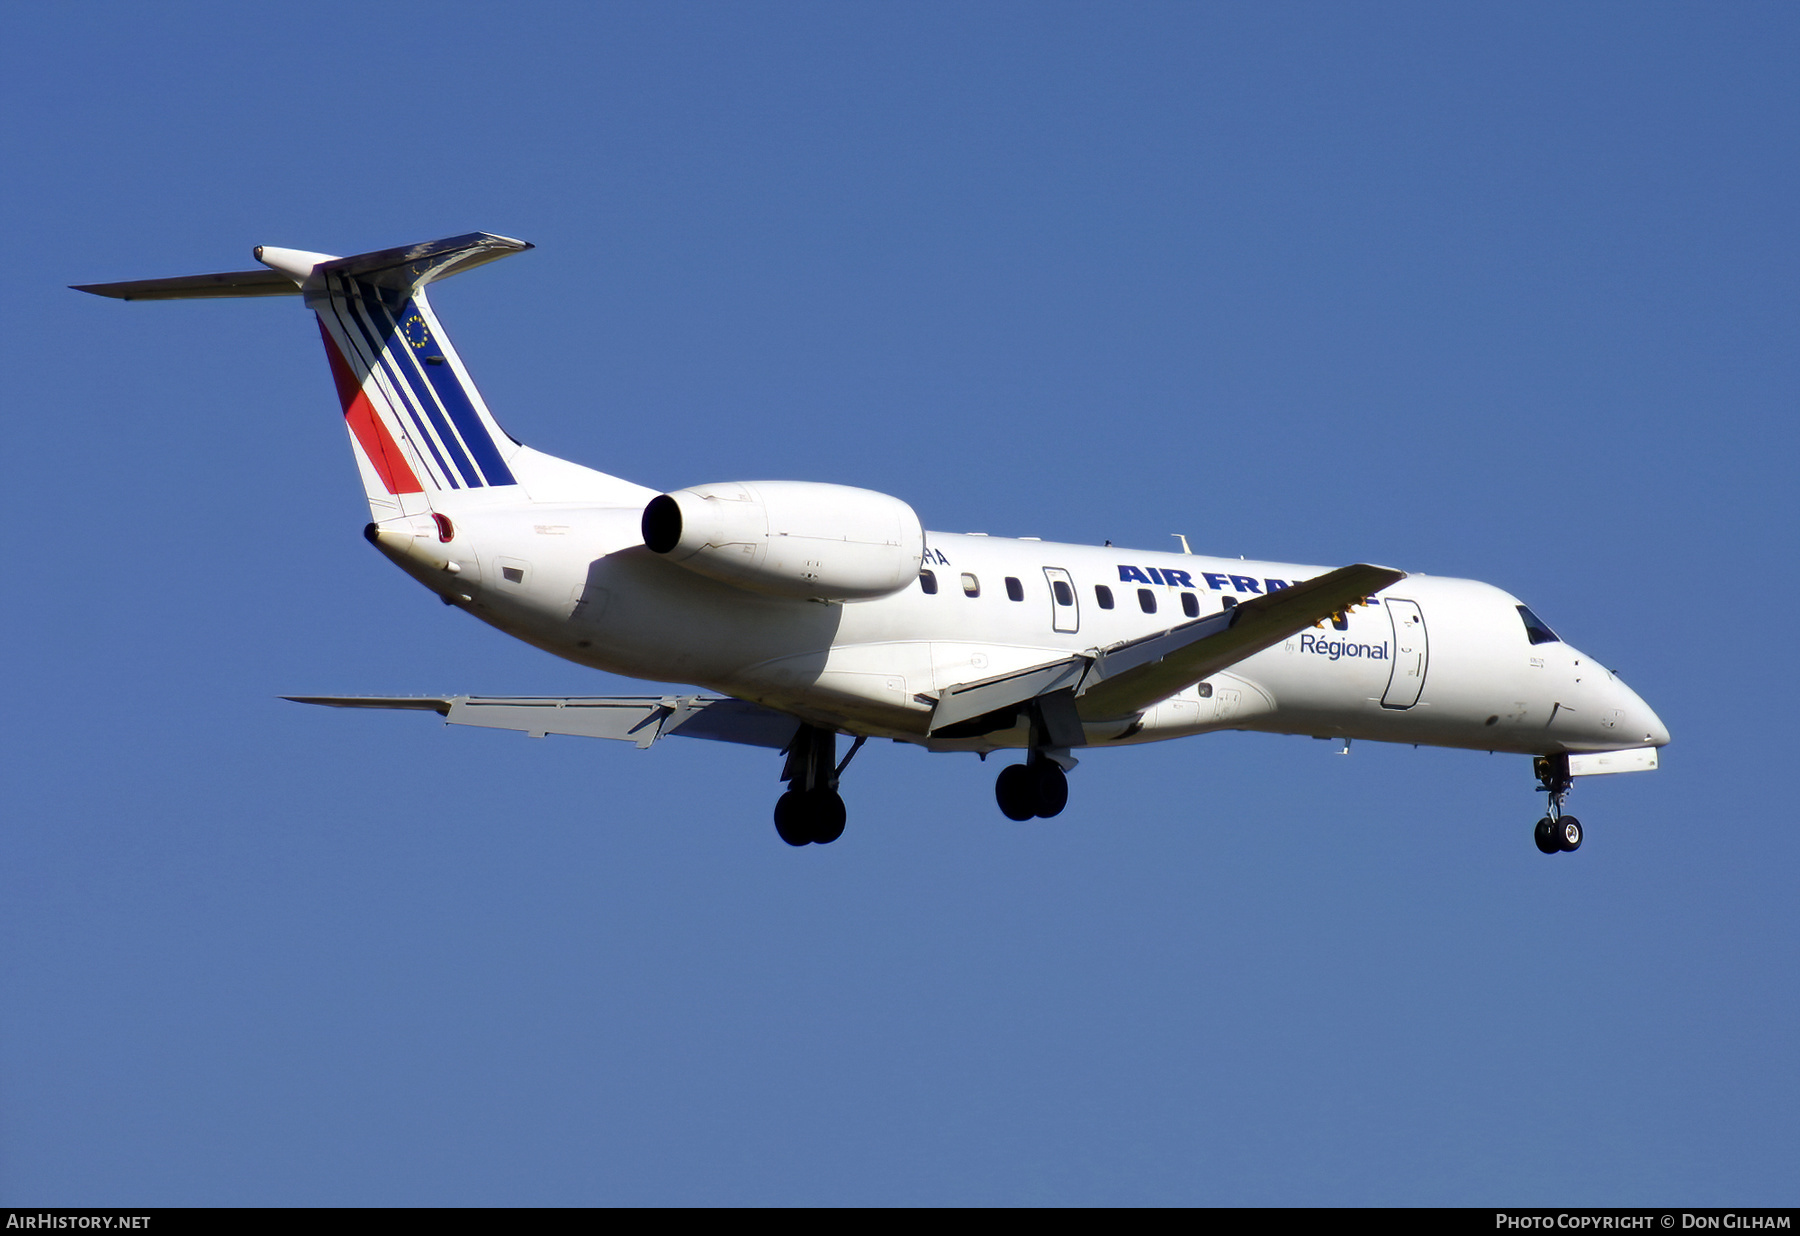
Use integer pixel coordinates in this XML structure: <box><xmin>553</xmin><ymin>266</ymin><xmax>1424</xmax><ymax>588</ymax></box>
<box><xmin>1532</xmin><ymin>754</ymin><xmax>1583</xmax><ymax>854</ymax></box>
<box><xmin>773</xmin><ymin>726</ymin><xmax>862</xmax><ymax>846</ymax></box>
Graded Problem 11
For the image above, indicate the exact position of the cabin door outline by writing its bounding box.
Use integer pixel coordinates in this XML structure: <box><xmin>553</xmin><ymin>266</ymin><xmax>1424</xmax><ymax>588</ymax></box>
<box><xmin>1381</xmin><ymin>598</ymin><xmax>1429</xmax><ymax>709</ymax></box>
<box><xmin>1043</xmin><ymin>567</ymin><xmax>1079</xmax><ymax>634</ymax></box>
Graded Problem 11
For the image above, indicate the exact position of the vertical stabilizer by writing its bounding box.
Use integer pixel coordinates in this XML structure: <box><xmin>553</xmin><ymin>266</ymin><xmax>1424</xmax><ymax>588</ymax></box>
<box><xmin>292</xmin><ymin>236</ymin><xmax>531</xmax><ymax>521</ymax></box>
<box><xmin>75</xmin><ymin>232</ymin><xmax>657</xmax><ymax>518</ymax></box>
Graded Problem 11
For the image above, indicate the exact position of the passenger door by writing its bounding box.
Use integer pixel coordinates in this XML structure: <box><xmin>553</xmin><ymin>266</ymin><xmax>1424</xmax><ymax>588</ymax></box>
<box><xmin>1381</xmin><ymin>598</ymin><xmax>1428</xmax><ymax>709</ymax></box>
<box><xmin>1043</xmin><ymin>567</ymin><xmax>1079</xmax><ymax>634</ymax></box>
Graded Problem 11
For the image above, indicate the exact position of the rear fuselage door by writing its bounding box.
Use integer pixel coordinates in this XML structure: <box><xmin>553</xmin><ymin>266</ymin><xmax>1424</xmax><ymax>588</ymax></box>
<box><xmin>1044</xmin><ymin>567</ymin><xmax>1079</xmax><ymax>634</ymax></box>
<box><xmin>1381</xmin><ymin>598</ymin><xmax>1429</xmax><ymax>709</ymax></box>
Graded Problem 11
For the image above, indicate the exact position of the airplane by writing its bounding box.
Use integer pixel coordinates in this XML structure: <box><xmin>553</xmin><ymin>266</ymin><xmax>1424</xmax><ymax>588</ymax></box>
<box><xmin>74</xmin><ymin>232</ymin><xmax>1670</xmax><ymax>852</ymax></box>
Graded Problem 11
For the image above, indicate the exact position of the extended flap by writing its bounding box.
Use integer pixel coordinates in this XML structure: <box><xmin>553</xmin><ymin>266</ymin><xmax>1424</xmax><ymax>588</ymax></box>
<box><xmin>929</xmin><ymin>657</ymin><xmax>1087</xmax><ymax>734</ymax></box>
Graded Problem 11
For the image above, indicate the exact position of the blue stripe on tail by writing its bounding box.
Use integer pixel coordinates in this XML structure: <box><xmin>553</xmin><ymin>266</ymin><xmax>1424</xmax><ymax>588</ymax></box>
<box><xmin>335</xmin><ymin>283</ymin><xmax>468</xmax><ymax>489</ymax></box>
<box><xmin>317</xmin><ymin>270</ymin><xmax>520</xmax><ymax>492</ymax></box>
<box><xmin>392</xmin><ymin>300</ymin><xmax>515</xmax><ymax>487</ymax></box>
<box><xmin>355</xmin><ymin>290</ymin><xmax>483</xmax><ymax>488</ymax></box>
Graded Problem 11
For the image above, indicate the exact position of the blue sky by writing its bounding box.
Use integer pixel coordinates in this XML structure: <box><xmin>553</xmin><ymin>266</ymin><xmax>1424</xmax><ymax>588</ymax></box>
<box><xmin>2</xmin><ymin>1</ymin><xmax>1795</xmax><ymax>1205</ymax></box>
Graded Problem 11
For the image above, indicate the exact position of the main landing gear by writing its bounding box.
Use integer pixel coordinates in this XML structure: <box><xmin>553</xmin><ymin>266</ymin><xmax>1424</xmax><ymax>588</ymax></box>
<box><xmin>995</xmin><ymin>756</ymin><xmax>1069</xmax><ymax>821</ymax></box>
<box><xmin>993</xmin><ymin>695</ymin><xmax>1083</xmax><ymax>822</ymax></box>
<box><xmin>1532</xmin><ymin>754</ymin><xmax>1583</xmax><ymax>854</ymax></box>
<box><xmin>773</xmin><ymin>725</ymin><xmax>864</xmax><ymax>846</ymax></box>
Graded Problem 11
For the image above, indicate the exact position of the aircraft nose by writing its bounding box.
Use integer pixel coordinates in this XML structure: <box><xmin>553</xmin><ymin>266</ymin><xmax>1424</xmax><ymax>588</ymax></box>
<box><xmin>1616</xmin><ymin>677</ymin><xmax>1670</xmax><ymax>747</ymax></box>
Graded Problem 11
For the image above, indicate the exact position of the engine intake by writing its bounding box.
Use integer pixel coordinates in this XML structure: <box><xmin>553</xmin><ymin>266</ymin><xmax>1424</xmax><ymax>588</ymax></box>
<box><xmin>642</xmin><ymin>481</ymin><xmax>924</xmax><ymax>602</ymax></box>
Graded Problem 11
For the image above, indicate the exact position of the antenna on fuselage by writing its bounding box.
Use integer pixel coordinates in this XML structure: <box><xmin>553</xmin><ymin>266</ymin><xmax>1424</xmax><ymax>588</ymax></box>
<box><xmin>1171</xmin><ymin>534</ymin><xmax>1193</xmax><ymax>555</ymax></box>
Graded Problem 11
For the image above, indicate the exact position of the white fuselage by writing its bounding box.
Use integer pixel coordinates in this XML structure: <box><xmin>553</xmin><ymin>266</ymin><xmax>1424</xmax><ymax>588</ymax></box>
<box><xmin>369</xmin><ymin>501</ymin><xmax>1669</xmax><ymax>759</ymax></box>
<box><xmin>73</xmin><ymin>230</ymin><xmax>1670</xmax><ymax>822</ymax></box>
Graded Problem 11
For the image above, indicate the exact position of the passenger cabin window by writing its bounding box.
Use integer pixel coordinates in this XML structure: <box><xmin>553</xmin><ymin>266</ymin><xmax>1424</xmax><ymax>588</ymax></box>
<box><xmin>1138</xmin><ymin>589</ymin><xmax>1157</xmax><ymax>614</ymax></box>
<box><xmin>1180</xmin><ymin>592</ymin><xmax>1199</xmax><ymax>618</ymax></box>
<box><xmin>1052</xmin><ymin>580</ymin><xmax>1074</xmax><ymax>607</ymax></box>
<box><xmin>961</xmin><ymin>573</ymin><xmax>980</xmax><ymax>597</ymax></box>
<box><xmin>1518</xmin><ymin>605</ymin><xmax>1561</xmax><ymax>645</ymax></box>
<box><xmin>919</xmin><ymin>570</ymin><xmax>938</xmax><ymax>595</ymax></box>
<box><xmin>1095</xmin><ymin>585</ymin><xmax>1115</xmax><ymax>609</ymax></box>
<box><xmin>1005</xmin><ymin>576</ymin><xmax>1024</xmax><ymax>602</ymax></box>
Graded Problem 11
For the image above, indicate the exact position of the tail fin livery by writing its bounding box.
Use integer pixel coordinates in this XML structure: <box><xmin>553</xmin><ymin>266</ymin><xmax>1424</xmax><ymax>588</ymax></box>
<box><xmin>292</xmin><ymin>234</ymin><xmax>530</xmax><ymax>518</ymax></box>
<box><xmin>74</xmin><ymin>233</ymin><xmax>655</xmax><ymax>518</ymax></box>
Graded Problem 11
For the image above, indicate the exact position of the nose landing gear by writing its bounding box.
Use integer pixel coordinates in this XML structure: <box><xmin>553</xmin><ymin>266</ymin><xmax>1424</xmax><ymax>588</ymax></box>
<box><xmin>1534</xmin><ymin>814</ymin><xmax>1582</xmax><ymax>853</ymax></box>
<box><xmin>1532</xmin><ymin>755</ymin><xmax>1583</xmax><ymax>854</ymax></box>
<box><xmin>773</xmin><ymin>726</ymin><xmax>862</xmax><ymax>846</ymax></box>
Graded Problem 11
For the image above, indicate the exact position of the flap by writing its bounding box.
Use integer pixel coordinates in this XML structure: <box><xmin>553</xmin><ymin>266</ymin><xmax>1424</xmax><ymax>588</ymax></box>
<box><xmin>929</xmin><ymin>656</ymin><xmax>1086</xmax><ymax>734</ymax></box>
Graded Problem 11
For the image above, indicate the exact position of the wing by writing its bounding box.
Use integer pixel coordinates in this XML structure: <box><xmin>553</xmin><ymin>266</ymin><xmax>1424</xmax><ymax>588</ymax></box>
<box><xmin>1076</xmin><ymin>562</ymin><xmax>1405</xmax><ymax>719</ymax></box>
<box><xmin>928</xmin><ymin>562</ymin><xmax>1406</xmax><ymax>736</ymax></box>
<box><xmin>286</xmin><ymin>694</ymin><xmax>802</xmax><ymax>750</ymax></box>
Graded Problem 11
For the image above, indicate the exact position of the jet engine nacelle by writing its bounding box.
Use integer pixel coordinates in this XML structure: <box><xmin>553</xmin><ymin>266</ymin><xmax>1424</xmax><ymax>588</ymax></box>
<box><xmin>642</xmin><ymin>481</ymin><xmax>924</xmax><ymax>602</ymax></box>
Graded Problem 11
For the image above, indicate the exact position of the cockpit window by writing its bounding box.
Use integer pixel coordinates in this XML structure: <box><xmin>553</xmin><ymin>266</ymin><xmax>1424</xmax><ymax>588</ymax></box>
<box><xmin>1518</xmin><ymin>605</ymin><xmax>1561</xmax><ymax>645</ymax></box>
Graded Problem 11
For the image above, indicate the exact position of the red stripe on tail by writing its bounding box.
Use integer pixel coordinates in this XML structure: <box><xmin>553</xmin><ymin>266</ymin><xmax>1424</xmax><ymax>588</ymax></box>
<box><xmin>317</xmin><ymin>318</ymin><xmax>424</xmax><ymax>495</ymax></box>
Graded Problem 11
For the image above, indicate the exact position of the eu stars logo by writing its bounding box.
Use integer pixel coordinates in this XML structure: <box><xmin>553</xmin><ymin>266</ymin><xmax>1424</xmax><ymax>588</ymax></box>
<box><xmin>402</xmin><ymin>312</ymin><xmax>432</xmax><ymax>350</ymax></box>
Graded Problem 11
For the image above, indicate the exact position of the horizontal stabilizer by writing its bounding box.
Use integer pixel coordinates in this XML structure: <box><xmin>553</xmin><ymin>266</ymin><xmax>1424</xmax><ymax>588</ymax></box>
<box><xmin>71</xmin><ymin>269</ymin><xmax>301</xmax><ymax>300</ymax></box>
<box><xmin>286</xmin><ymin>694</ymin><xmax>802</xmax><ymax>750</ymax></box>
<box><xmin>72</xmin><ymin>231</ymin><xmax>531</xmax><ymax>301</ymax></box>
<box><xmin>311</xmin><ymin>232</ymin><xmax>531</xmax><ymax>293</ymax></box>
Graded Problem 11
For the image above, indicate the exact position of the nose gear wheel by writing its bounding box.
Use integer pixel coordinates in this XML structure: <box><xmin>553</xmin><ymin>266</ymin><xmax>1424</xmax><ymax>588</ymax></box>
<box><xmin>1534</xmin><ymin>816</ymin><xmax>1560</xmax><ymax>854</ymax></box>
<box><xmin>1531</xmin><ymin>755</ymin><xmax>1584</xmax><ymax>854</ymax></box>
